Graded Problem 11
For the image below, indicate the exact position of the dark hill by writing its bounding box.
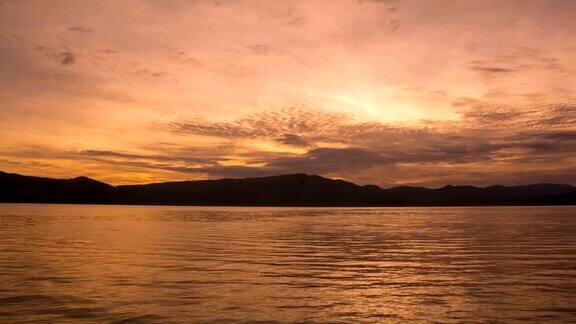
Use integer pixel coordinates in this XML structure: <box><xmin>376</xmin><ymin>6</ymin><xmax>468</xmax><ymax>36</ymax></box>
<box><xmin>537</xmin><ymin>190</ymin><xmax>576</xmax><ymax>205</ymax></box>
<box><xmin>1</xmin><ymin>171</ymin><xmax>575</xmax><ymax>206</ymax></box>
<box><xmin>116</xmin><ymin>174</ymin><xmax>395</xmax><ymax>206</ymax></box>
<box><xmin>385</xmin><ymin>183</ymin><xmax>575</xmax><ymax>206</ymax></box>
<box><xmin>0</xmin><ymin>171</ymin><xmax>116</xmax><ymax>204</ymax></box>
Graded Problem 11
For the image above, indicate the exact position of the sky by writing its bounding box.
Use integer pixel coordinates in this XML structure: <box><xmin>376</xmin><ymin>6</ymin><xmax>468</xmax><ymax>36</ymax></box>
<box><xmin>1</xmin><ymin>0</ymin><xmax>576</xmax><ymax>187</ymax></box>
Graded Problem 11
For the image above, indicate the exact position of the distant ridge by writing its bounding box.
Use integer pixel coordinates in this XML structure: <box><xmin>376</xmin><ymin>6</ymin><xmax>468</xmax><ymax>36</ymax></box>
<box><xmin>538</xmin><ymin>190</ymin><xmax>576</xmax><ymax>205</ymax></box>
<box><xmin>1</xmin><ymin>171</ymin><xmax>575</xmax><ymax>206</ymax></box>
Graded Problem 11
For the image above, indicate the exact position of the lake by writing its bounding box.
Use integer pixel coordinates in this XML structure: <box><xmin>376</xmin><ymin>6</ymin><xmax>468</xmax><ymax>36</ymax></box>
<box><xmin>0</xmin><ymin>204</ymin><xmax>575</xmax><ymax>323</ymax></box>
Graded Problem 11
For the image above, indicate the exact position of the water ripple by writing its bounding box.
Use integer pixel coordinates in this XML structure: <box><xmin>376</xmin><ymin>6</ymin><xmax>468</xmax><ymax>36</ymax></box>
<box><xmin>0</xmin><ymin>204</ymin><xmax>575</xmax><ymax>322</ymax></box>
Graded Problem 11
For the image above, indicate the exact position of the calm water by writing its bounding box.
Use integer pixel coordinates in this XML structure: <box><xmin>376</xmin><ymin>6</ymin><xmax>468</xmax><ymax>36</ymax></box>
<box><xmin>0</xmin><ymin>204</ymin><xmax>575</xmax><ymax>323</ymax></box>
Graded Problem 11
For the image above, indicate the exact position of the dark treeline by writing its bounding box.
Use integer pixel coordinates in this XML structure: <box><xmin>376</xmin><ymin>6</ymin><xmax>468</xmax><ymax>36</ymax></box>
<box><xmin>1</xmin><ymin>171</ymin><xmax>575</xmax><ymax>206</ymax></box>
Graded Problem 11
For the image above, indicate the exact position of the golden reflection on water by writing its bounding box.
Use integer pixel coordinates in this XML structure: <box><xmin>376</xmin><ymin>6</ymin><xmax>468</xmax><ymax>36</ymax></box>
<box><xmin>0</xmin><ymin>204</ymin><xmax>575</xmax><ymax>322</ymax></box>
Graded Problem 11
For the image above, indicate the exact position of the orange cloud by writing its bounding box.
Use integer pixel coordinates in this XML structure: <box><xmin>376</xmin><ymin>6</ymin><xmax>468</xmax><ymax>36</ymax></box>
<box><xmin>1</xmin><ymin>0</ymin><xmax>576</xmax><ymax>186</ymax></box>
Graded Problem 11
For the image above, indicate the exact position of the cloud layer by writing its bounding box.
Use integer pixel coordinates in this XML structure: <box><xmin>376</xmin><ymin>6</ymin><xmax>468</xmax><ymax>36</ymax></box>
<box><xmin>1</xmin><ymin>0</ymin><xmax>575</xmax><ymax>186</ymax></box>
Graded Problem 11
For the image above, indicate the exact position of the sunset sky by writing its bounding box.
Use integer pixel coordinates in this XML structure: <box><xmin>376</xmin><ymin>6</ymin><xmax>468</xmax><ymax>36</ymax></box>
<box><xmin>1</xmin><ymin>0</ymin><xmax>576</xmax><ymax>187</ymax></box>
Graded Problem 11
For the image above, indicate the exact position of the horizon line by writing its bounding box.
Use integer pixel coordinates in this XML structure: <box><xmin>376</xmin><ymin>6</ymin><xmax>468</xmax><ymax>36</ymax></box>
<box><xmin>2</xmin><ymin>170</ymin><xmax>574</xmax><ymax>191</ymax></box>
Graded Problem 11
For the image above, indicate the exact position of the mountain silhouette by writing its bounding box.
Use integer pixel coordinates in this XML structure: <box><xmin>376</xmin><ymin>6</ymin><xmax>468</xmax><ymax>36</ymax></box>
<box><xmin>116</xmin><ymin>174</ymin><xmax>393</xmax><ymax>206</ymax></box>
<box><xmin>0</xmin><ymin>172</ymin><xmax>116</xmax><ymax>204</ymax></box>
<box><xmin>385</xmin><ymin>183</ymin><xmax>576</xmax><ymax>206</ymax></box>
<box><xmin>537</xmin><ymin>190</ymin><xmax>576</xmax><ymax>205</ymax></box>
<box><xmin>1</xmin><ymin>171</ymin><xmax>574</xmax><ymax>206</ymax></box>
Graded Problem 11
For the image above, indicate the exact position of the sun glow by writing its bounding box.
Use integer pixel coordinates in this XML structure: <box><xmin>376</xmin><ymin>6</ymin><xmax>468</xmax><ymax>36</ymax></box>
<box><xmin>327</xmin><ymin>88</ymin><xmax>459</xmax><ymax>124</ymax></box>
